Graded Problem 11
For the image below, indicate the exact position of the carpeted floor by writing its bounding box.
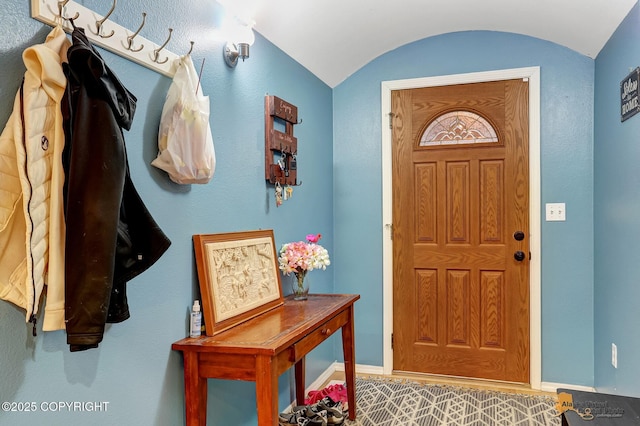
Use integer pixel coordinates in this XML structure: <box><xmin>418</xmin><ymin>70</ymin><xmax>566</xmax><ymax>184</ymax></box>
<box><xmin>344</xmin><ymin>377</ymin><xmax>561</xmax><ymax>426</ymax></box>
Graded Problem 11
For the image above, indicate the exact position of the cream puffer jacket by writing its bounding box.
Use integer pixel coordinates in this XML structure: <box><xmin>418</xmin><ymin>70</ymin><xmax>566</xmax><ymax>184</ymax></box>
<box><xmin>0</xmin><ymin>26</ymin><xmax>70</xmax><ymax>332</ymax></box>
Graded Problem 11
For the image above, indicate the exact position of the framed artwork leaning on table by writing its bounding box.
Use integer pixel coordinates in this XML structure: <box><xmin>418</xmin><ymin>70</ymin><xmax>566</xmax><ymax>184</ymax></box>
<box><xmin>192</xmin><ymin>229</ymin><xmax>284</xmax><ymax>336</ymax></box>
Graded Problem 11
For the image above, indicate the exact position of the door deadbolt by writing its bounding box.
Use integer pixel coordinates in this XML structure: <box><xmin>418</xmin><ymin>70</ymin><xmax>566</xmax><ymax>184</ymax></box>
<box><xmin>513</xmin><ymin>231</ymin><xmax>525</xmax><ymax>241</ymax></box>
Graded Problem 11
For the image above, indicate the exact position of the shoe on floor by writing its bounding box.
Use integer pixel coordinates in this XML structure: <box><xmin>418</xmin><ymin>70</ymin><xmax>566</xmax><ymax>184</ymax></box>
<box><xmin>279</xmin><ymin>409</ymin><xmax>327</xmax><ymax>426</ymax></box>
<box><xmin>316</xmin><ymin>396</ymin><xmax>345</xmax><ymax>425</ymax></box>
<box><xmin>292</xmin><ymin>404</ymin><xmax>329</xmax><ymax>424</ymax></box>
<box><xmin>295</xmin><ymin>396</ymin><xmax>344</xmax><ymax>425</ymax></box>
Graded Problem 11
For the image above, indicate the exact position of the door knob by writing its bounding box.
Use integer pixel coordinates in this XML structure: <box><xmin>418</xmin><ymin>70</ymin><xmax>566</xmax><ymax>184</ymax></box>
<box><xmin>513</xmin><ymin>231</ymin><xmax>525</xmax><ymax>241</ymax></box>
<box><xmin>514</xmin><ymin>251</ymin><xmax>526</xmax><ymax>261</ymax></box>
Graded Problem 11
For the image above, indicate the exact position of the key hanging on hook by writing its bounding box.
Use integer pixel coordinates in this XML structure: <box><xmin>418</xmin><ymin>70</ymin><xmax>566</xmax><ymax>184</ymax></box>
<box><xmin>90</xmin><ymin>0</ymin><xmax>117</xmax><ymax>38</ymax></box>
<box><xmin>275</xmin><ymin>182</ymin><xmax>283</xmax><ymax>207</ymax></box>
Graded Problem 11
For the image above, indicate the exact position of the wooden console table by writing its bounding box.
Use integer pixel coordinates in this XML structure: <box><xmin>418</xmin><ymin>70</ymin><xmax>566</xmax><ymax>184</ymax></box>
<box><xmin>172</xmin><ymin>293</ymin><xmax>360</xmax><ymax>426</ymax></box>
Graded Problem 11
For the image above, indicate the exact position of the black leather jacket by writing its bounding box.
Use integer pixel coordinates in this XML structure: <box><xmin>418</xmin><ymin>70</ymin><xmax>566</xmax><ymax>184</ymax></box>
<box><xmin>62</xmin><ymin>26</ymin><xmax>171</xmax><ymax>352</ymax></box>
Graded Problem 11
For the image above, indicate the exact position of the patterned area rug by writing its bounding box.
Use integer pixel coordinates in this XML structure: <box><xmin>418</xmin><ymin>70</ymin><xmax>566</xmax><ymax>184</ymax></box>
<box><xmin>344</xmin><ymin>378</ymin><xmax>560</xmax><ymax>426</ymax></box>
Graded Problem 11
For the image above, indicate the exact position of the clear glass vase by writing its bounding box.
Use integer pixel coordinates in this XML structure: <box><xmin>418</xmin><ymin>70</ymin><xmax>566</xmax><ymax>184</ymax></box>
<box><xmin>292</xmin><ymin>271</ymin><xmax>309</xmax><ymax>300</ymax></box>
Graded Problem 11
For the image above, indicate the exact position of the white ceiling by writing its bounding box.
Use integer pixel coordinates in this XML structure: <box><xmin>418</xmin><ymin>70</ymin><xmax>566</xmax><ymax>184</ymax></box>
<box><xmin>228</xmin><ymin>0</ymin><xmax>638</xmax><ymax>88</ymax></box>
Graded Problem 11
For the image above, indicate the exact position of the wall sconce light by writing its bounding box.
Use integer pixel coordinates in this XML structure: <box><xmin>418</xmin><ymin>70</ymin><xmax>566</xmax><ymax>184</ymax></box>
<box><xmin>223</xmin><ymin>19</ymin><xmax>255</xmax><ymax>68</ymax></box>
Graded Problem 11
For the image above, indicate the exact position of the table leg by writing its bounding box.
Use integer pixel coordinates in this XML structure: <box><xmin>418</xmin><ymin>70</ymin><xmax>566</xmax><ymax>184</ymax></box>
<box><xmin>341</xmin><ymin>304</ymin><xmax>357</xmax><ymax>420</ymax></box>
<box><xmin>256</xmin><ymin>355</ymin><xmax>278</xmax><ymax>426</ymax></box>
<box><xmin>183</xmin><ymin>352</ymin><xmax>207</xmax><ymax>426</ymax></box>
<box><xmin>294</xmin><ymin>356</ymin><xmax>306</xmax><ymax>406</ymax></box>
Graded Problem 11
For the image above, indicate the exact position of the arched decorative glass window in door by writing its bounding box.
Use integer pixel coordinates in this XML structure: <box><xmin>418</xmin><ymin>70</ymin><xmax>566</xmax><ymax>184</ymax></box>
<box><xmin>419</xmin><ymin>110</ymin><xmax>499</xmax><ymax>146</ymax></box>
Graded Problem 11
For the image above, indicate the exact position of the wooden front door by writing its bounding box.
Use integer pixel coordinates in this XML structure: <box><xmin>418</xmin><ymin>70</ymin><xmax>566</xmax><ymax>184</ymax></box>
<box><xmin>391</xmin><ymin>79</ymin><xmax>530</xmax><ymax>383</ymax></box>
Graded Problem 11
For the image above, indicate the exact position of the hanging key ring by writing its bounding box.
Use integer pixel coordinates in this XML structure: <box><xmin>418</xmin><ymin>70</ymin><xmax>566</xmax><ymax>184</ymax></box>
<box><xmin>278</xmin><ymin>153</ymin><xmax>286</xmax><ymax>170</ymax></box>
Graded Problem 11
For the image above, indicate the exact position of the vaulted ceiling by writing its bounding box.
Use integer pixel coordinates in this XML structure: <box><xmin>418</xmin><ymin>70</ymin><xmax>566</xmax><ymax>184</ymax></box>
<box><xmin>238</xmin><ymin>0</ymin><xmax>638</xmax><ymax>87</ymax></box>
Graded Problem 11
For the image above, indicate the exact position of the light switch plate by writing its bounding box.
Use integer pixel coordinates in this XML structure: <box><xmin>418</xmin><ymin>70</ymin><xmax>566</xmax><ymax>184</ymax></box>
<box><xmin>545</xmin><ymin>203</ymin><xmax>566</xmax><ymax>221</ymax></box>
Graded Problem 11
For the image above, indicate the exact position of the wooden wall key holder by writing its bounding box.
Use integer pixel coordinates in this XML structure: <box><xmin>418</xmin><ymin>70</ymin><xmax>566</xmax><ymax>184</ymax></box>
<box><xmin>265</xmin><ymin>95</ymin><xmax>301</xmax><ymax>187</ymax></box>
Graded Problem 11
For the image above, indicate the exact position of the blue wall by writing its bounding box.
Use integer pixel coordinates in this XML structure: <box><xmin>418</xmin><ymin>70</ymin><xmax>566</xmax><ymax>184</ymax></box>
<box><xmin>594</xmin><ymin>3</ymin><xmax>640</xmax><ymax>397</ymax></box>
<box><xmin>0</xmin><ymin>1</ymin><xmax>333</xmax><ymax>425</ymax></box>
<box><xmin>333</xmin><ymin>31</ymin><xmax>596</xmax><ymax>386</ymax></box>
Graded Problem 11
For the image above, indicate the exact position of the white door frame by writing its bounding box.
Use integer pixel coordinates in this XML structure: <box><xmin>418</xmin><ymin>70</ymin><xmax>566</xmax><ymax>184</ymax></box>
<box><xmin>380</xmin><ymin>66</ymin><xmax>542</xmax><ymax>389</ymax></box>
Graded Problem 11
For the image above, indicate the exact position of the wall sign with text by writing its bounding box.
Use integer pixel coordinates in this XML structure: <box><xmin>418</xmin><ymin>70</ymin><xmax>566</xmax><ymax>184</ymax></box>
<box><xmin>621</xmin><ymin>67</ymin><xmax>640</xmax><ymax>122</ymax></box>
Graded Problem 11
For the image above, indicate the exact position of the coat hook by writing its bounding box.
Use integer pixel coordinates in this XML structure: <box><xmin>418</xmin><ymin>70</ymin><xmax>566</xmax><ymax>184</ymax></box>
<box><xmin>122</xmin><ymin>12</ymin><xmax>146</xmax><ymax>52</ymax></box>
<box><xmin>49</xmin><ymin>0</ymin><xmax>79</xmax><ymax>23</ymax></box>
<box><xmin>90</xmin><ymin>0</ymin><xmax>117</xmax><ymax>38</ymax></box>
<box><xmin>59</xmin><ymin>0</ymin><xmax>79</xmax><ymax>21</ymax></box>
<box><xmin>187</xmin><ymin>41</ymin><xmax>195</xmax><ymax>56</ymax></box>
<box><xmin>152</xmin><ymin>28</ymin><xmax>173</xmax><ymax>64</ymax></box>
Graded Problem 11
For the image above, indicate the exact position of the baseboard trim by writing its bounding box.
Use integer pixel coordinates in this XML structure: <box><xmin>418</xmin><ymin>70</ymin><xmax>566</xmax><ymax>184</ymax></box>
<box><xmin>304</xmin><ymin>362</ymin><xmax>384</xmax><ymax>395</ymax></box>
<box><xmin>334</xmin><ymin>362</ymin><xmax>384</xmax><ymax>376</ymax></box>
<box><xmin>305</xmin><ymin>362</ymin><xmax>341</xmax><ymax>393</ymax></box>
<box><xmin>540</xmin><ymin>382</ymin><xmax>596</xmax><ymax>393</ymax></box>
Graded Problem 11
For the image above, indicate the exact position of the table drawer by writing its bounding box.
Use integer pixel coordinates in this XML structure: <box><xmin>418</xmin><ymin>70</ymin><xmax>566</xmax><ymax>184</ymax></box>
<box><xmin>290</xmin><ymin>310</ymin><xmax>349</xmax><ymax>362</ymax></box>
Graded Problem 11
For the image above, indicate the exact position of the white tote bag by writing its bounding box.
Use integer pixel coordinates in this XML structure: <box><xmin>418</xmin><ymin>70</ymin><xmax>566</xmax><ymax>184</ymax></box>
<box><xmin>152</xmin><ymin>56</ymin><xmax>215</xmax><ymax>184</ymax></box>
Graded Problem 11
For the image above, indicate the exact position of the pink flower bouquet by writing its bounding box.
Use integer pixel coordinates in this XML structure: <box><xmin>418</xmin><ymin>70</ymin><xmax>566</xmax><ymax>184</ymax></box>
<box><xmin>278</xmin><ymin>234</ymin><xmax>330</xmax><ymax>299</ymax></box>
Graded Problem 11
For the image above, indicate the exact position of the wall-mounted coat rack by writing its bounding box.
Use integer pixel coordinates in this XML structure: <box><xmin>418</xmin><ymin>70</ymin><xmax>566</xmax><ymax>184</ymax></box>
<box><xmin>31</xmin><ymin>0</ymin><xmax>184</xmax><ymax>77</ymax></box>
<box><xmin>265</xmin><ymin>95</ymin><xmax>301</xmax><ymax>186</ymax></box>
